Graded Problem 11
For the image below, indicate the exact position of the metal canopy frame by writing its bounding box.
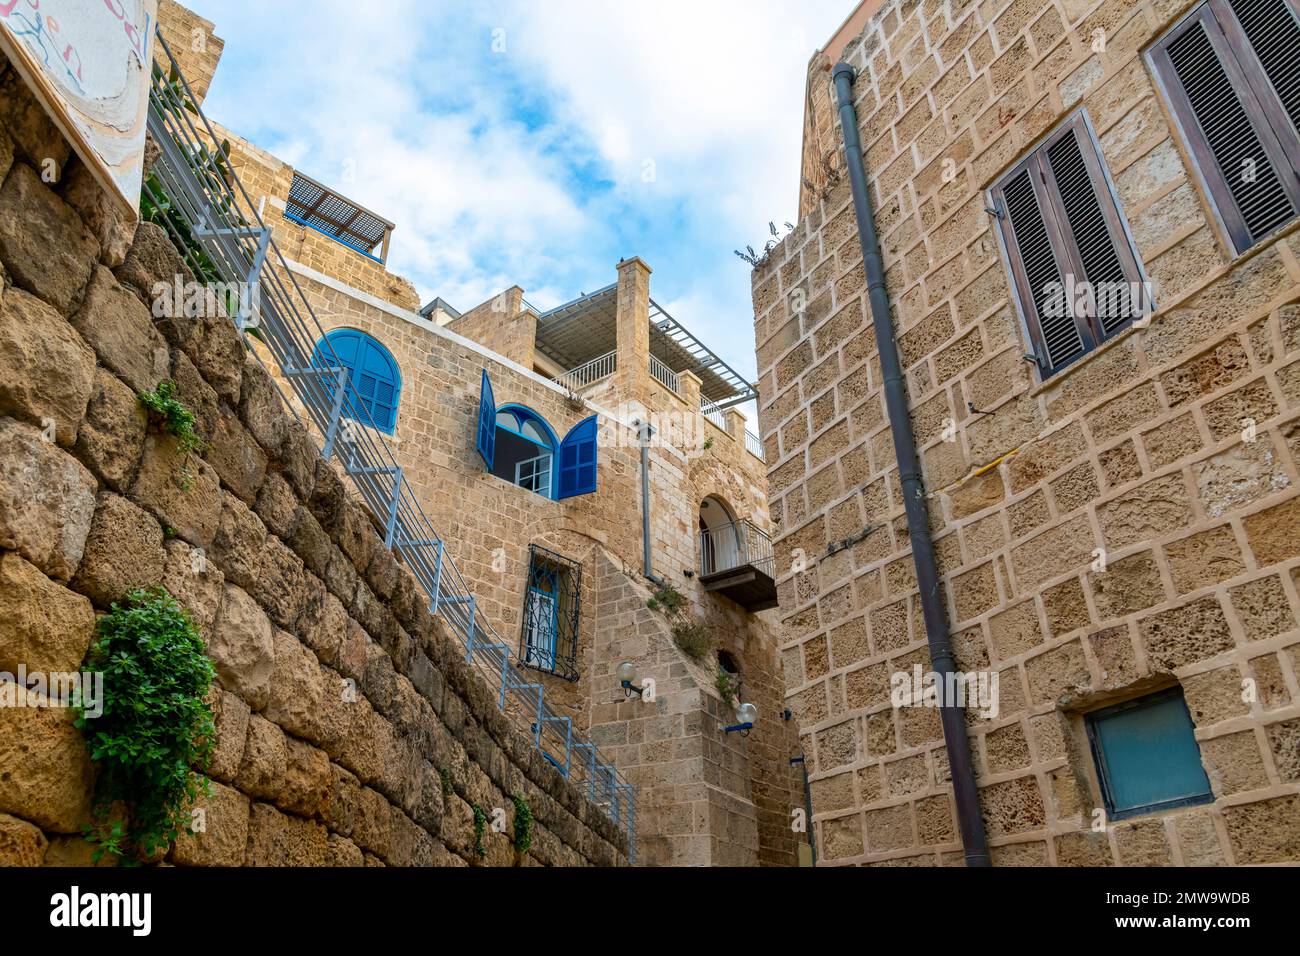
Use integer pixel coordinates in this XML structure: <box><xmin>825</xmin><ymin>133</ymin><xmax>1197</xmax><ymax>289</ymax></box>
<box><xmin>285</xmin><ymin>171</ymin><xmax>394</xmax><ymax>258</ymax></box>
<box><xmin>535</xmin><ymin>285</ymin><xmax>757</xmax><ymax>408</ymax></box>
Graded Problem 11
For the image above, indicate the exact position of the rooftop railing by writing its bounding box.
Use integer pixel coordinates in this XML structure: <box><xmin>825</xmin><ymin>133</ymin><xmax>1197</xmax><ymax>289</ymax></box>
<box><xmin>145</xmin><ymin>30</ymin><xmax>635</xmax><ymax>861</ymax></box>
<box><xmin>554</xmin><ymin>350</ymin><xmax>616</xmax><ymax>393</ymax></box>
<box><xmin>701</xmin><ymin>398</ymin><xmax>727</xmax><ymax>431</ymax></box>
<box><xmin>649</xmin><ymin>354</ymin><xmax>678</xmax><ymax>394</ymax></box>
<box><xmin>745</xmin><ymin>429</ymin><xmax>764</xmax><ymax>461</ymax></box>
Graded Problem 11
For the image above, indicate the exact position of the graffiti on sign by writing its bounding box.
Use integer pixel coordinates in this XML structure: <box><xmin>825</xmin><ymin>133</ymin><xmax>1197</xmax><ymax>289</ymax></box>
<box><xmin>0</xmin><ymin>0</ymin><xmax>158</xmax><ymax>216</ymax></box>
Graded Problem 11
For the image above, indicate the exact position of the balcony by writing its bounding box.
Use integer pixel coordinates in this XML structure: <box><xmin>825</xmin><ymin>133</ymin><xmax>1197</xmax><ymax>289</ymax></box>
<box><xmin>698</xmin><ymin>518</ymin><xmax>777</xmax><ymax>612</ymax></box>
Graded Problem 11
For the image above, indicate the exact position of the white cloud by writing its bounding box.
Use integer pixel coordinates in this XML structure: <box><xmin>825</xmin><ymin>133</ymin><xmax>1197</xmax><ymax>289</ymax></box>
<box><xmin>185</xmin><ymin>0</ymin><xmax>848</xmax><ymax>377</ymax></box>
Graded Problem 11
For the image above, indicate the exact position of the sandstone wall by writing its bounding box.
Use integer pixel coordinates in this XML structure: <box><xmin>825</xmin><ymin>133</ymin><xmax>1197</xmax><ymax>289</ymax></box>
<box><xmin>446</xmin><ymin>286</ymin><xmax>539</xmax><ymax>369</ymax></box>
<box><xmin>753</xmin><ymin>0</ymin><xmax>1300</xmax><ymax>865</ymax></box>
<box><xmin>157</xmin><ymin>0</ymin><xmax>224</xmax><ymax>107</ymax></box>
<box><xmin>0</xmin><ymin>52</ymin><xmax>626</xmax><ymax>867</ymax></box>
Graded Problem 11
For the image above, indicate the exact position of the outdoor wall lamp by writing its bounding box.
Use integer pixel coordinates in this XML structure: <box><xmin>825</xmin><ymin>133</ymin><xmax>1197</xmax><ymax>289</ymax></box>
<box><xmin>617</xmin><ymin>661</ymin><xmax>645</xmax><ymax>699</ymax></box>
<box><xmin>725</xmin><ymin>701</ymin><xmax>758</xmax><ymax>736</ymax></box>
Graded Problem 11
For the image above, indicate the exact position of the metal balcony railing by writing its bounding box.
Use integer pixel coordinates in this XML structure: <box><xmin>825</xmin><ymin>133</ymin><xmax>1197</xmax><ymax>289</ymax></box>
<box><xmin>649</xmin><ymin>354</ymin><xmax>678</xmax><ymax>393</ymax></box>
<box><xmin>554</xmin><ymin>350</ymin><xmax>615</xmax><ymax>393</ymax></box>
<box><xmin>699</xmin><ymin>519</ymin><xmax>774</xmax><ymax>577</ymax></box>
<box><xmin>145</xmin><ymin>30</ymin><xmax>634</xmax><ymax>861</ymax></box>
<box><xmin>745</xmin><ymin>429</ymin><xmax>764</xmax><ymax>461</ymax></box>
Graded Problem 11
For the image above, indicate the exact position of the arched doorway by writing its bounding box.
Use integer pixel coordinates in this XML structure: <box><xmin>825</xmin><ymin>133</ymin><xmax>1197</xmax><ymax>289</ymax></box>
<box><xmin>698</xmin><ymin>495</ymin><xmax>741</xmax><ymax>575</ymax></box>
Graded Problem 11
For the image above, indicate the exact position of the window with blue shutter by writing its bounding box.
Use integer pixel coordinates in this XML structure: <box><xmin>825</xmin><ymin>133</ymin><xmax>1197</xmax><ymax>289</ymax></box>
<box><xmin>311</xmin><ymin>329</ymin><xmax>401</xmax><ymax>433</ymax></box>
<box><xmin>476</xmin><ymin>368</ymin><xmax>495</xmax><ymax>468</ymax></box>
<box><xmin>557</xmin><ymin>415</ymin><xmax>598</xmax><ymax>499</ymax></box>
<box><xmin>1085</xmin><ymin>687</ymin><xmax>1214</xmax><ymax>821</ymax></box>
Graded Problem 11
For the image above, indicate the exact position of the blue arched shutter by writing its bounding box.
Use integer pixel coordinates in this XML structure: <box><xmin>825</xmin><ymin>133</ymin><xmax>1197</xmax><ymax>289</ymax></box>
<box><xmin>312</xmin><ymin>330</ymin><xmax>401</xmax><ymax>433</ymax></box>
<box><xmin>557</xmin><ymin>415</ymin><xmax>597</xmax><ymax>499</ymax></box>
<box><xmin>476</xmin><ymin>369</ymin><xmax>495</xmax><ymax>468</ymax></box>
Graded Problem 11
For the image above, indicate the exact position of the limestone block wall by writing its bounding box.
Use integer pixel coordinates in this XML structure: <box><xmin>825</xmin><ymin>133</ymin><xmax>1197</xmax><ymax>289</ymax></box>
<box><xmin>257</xmin><ymin>262</ymin><xmax>804</xmax><ymax>865</ymax></box>
<box><xmin>446</xmin><ymin>286</ymin><xmax>539</xmax><ymax>369</ymax></box>
<box><xmin>157</xmin><ymin>0</ymin><xmax>224</xmax><ymax>106</ymax></box>
<box><xmin>0</xmin><ymin>53</ymin><xmax>626</xmax><ymax>866</ymax></box>
<box><xmin>753</xmin><ymin>0</ymin><xmax>1300</xmax><ymax>866</ymax></box>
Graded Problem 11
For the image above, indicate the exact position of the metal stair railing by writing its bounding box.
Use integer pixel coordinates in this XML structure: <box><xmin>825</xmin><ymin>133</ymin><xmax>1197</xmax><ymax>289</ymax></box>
<box><xmin>145</xmin><ymin>30</ymin><xmax>635</xmax><ymax>862</ymax></box>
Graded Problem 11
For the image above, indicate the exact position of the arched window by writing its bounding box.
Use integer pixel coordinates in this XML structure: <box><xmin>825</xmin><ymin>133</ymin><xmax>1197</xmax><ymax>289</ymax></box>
<box><xmin>311</xmin><ymin>329</ymin><xmax>401</xmax><ymax>434</ymax></box>
<box><xmin>492</xmin><ymin>404</ymin><xmax>559</xmax><ymax>499</ymax></box>
<box><xmin>475</xmin><ymin>369</ymin><xmax>599</xmax><ymax>499</ymax></box>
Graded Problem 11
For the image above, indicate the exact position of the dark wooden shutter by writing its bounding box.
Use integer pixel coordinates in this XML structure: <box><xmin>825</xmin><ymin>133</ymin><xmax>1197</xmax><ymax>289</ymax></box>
<box><xmin>991</xmin><ymin>115</ymin><xmax>1146</xmax><ymax>377</ymax></box>
<box><xmin>1228</xmin><ymin>0</ymin><xmax>1300</xmax><ymax>131</ymax></box>
<box><xmin>1150</xmin><ymin>0</ymin><xmax>1300</xmax><ymax>254</ymax></box>
<box><xmin>1044</xmin><ymin>126</ymin><xmax>1146</xmax><ymax>337</ymax></box>
<box><xmin>1000</xmin><ymin>169</ymin><xmax>1084</xmax><ymax>371</ymax></box>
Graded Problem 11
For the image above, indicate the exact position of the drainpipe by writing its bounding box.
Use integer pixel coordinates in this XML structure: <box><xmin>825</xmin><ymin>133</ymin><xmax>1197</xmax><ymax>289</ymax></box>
<box><xmin>832</xmin><ymin>62</ymin><xmax>990</xmax><ymax>867</ymax></box>
<box><xmin>635</xmin><ymin>419</ymin><xmax>669</xmax><ymax>587</ymax></box>
<box><xmin>790</xmin><ymin>754</ymin><xmax>818</xmax><ymax>864</ymax></box>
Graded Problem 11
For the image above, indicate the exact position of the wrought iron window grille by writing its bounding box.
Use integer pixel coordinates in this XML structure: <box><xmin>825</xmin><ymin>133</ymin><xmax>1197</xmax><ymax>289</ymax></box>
<box><xmin>518</xmin><ymin>545</ymin><xmax>582</xmax><ymax>682</ymax></box>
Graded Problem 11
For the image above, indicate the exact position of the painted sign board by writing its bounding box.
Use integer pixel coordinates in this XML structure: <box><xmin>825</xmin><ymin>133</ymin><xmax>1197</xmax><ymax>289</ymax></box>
<box><xmin>0</xmin><ymin>0</ymin><xmax>158</xmax><ymax>218</ymax></box>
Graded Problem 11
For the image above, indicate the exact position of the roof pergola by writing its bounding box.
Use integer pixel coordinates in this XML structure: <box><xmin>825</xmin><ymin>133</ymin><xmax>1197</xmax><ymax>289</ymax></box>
<box><xmin>285</xmin><ymin>172</ymin><xmax>395</xmax><ymax>261</ymax></box>
<box><xmin>535</xmin><ymin>285</ymin><xmax>758</xmax><ymax>408</ymax></box>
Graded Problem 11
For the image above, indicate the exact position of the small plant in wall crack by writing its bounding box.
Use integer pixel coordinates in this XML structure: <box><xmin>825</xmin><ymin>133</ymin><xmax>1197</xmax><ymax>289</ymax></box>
<box><xmin>734</xmin><ymin>221</ymin><xmax>795</xmax><ymax>267</ymax></box>
<box><xmin>648</xmin><ymin>582</ymin><xmax>713</xmax><ymax>660</ymax></box>
<box><xmin>646</xmin><ymin>583</ymin><xmax>685</xmax><ymax>615</ymax></box>
<box><xmin>138</xmin><ymin>380</ymin><xmax>204</xmax><ymax>491</ymax></box>
<box><xmin>715</xmin><ymin>668</ymin><xmax>741</xmax><ymax>709</ymax></box>
<box><xmin>671</xmin><ymin>621</ymin><xmax>712</xmax><ymax>661</ymax></box>
<box><xmin>138</xmin><ymin>380</ymin><xmax>203</xmax><ymax>454</ymax></box>
<box><xmin>511</xmin><ymin>791</ymin><xmax>534</xmax><ymax>859</ymax></box>
<box><xmin>75</xmin><ymin>588</ymin><xmax>215</xmax><ymax>864</ymax></box>
<box><xmin>472</xmin><ymin>803</ymin><xmax>488</xmax><ymax>859</ymax></box>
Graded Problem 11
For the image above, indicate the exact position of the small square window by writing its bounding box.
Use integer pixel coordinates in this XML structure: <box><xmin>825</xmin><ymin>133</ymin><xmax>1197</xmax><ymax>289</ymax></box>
<box><xmin>1085</xmin><ymin>687</ymin><xmax>1213</xmax><ymax>821</ymax></box>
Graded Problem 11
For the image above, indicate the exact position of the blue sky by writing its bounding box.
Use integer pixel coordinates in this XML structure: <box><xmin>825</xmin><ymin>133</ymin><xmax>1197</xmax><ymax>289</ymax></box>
<box><xmin>186</xmin><ymin>0</ymin><xmax>851</xmax><ymax>395</ymax></box>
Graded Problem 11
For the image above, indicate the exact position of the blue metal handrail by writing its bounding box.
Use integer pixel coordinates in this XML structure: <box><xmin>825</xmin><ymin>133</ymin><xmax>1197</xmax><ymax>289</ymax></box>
<box><xmin>145</xmin><ymin>29</ymin><xmax>634</xmax><ymax>862</ymax></box>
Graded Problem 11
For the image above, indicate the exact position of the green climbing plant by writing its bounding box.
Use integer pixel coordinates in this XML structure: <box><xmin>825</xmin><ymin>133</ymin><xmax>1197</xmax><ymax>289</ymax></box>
<box><xmin>511</xmin><ymin>792</ymin><xmax>534</xmax><ymax>858</ymax></box>
<box><xmin>74</xmin><ymin>588</ymin><xmax>215</xmax><ymax>864</ymax></box>
<box><xmin>439</xmin><ymin>767</ymin><xmax>454</xmax><ymax>797</ymax></box>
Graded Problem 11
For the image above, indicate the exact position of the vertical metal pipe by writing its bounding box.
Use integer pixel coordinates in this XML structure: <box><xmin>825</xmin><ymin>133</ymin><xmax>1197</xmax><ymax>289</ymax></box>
<box><xmin>832</xmin><ymin>62</ymin><xmax>990</xmax><ymax>866</ymax></box>
<box><xmin>638</xmin><ymin>420</ymin><xmax>652</xmax><ymax>576</ymax></box>
<box><xmin>636</xmin><ymin>419</ymin><xmax>666</xmax><ymax>585</ymax></box>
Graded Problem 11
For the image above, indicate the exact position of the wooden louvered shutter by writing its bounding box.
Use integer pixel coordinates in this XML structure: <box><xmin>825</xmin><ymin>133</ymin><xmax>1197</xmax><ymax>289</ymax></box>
<box><xmin>1149</xmin><ymin>0</ymin><xmax>1300</xmax><ymax>254</ymax></box>
<box><xmin>991</xmin><ymin>115</ymin><xmax>1147</xmax><ymax>377</ymax></box>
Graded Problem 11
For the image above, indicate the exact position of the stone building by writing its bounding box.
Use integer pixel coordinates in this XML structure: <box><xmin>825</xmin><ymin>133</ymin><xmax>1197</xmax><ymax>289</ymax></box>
<box><xmin>753</xmin><ymin>0</ymin><xmax>1300</xmax><ymax>865</ymax></box>
<box><xmin>148</xmin><ymin>2</ymin><xmax>804</xmax><ymax>866</ymax></box>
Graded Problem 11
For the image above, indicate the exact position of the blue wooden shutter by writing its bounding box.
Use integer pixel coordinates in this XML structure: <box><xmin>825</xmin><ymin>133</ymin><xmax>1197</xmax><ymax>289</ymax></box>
<box><xmin>476</xmin><ymin>369</ymin><xmax>495</xmax><ymax>469</ymax></box>
<box><xmin>557</xmin><ymin>415</ymin><xmax>598</xmax><ymax>499</ymax></box>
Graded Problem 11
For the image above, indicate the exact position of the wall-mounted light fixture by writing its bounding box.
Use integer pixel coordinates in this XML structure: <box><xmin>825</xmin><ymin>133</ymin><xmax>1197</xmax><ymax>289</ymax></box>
<box><xmin>725</xmin><ymin>701</ymin><xmax>758</xmax><ymax>736</ymax></box>
<box><xmin>617</xmin><ymin>661</ymin><xmax>645</xmax><ymax>700</ymax></box>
